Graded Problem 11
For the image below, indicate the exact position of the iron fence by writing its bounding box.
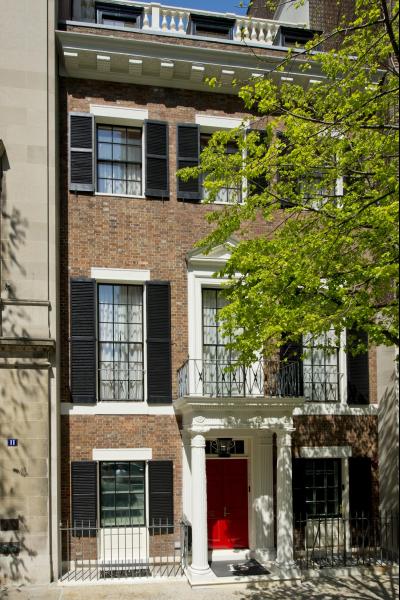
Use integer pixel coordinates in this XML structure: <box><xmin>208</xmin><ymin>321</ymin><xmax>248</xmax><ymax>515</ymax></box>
<box><xmin>59</xmin><ymin>520</ymin><xmax>185</xmax><ymax>582</ymax></box>
<box><xmin>177</xmin><ymin>358</ymin><xmax>303</xmax><ymax>399</ymax></box>
<box><xmin>294</xmin><ymin>513</ymin><xmax>399</xmax><ymax>570</ymax></box>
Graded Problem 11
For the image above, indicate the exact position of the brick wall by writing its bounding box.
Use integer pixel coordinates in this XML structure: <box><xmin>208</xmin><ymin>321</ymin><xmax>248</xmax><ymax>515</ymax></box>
<box><xmin>61</xmin><ymin>415</ymin><xmax>182</xmax><ymax>523</ymax></box>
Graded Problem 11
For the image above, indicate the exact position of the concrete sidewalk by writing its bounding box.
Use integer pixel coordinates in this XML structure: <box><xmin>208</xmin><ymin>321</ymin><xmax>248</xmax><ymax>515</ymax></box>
<box><xmin>0</xmin><ymin>573</ymin><xmax>398</xmax><ymax>600</ymax></box>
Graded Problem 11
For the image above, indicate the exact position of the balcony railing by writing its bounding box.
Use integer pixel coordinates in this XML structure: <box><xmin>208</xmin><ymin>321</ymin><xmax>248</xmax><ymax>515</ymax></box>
<box><xmin>177</xmin><ymin>359</ymin><xmax>342</xmax><ymax>401</ymax></box>
<box><xmin>69</xmin><ymin>1</ymin><xmax>307</xmax><ymax>47</ymax></box>
<box><xmin>177</xmin><ymin>359</ymin><xmax>302</xmax><ymax>399</ymax></box>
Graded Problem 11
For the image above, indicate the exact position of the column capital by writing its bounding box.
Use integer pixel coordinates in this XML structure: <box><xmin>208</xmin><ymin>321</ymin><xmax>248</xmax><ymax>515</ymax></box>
<box><xmin>191</xmin><ymin>433</ymin><xmax>206</xmax><ymax>448</ymax></box>
<box><xmin>275</xmin><ymin>427</ymin><xmax>295</xmax><ymax>447</ymax></box>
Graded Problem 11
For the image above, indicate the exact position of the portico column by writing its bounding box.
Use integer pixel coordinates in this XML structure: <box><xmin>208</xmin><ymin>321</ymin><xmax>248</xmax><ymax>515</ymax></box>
<box><xmin>275</xmin><ymin>428</ymin><xmax>295</xmax><ymax>568</ymax></box>
<box><xmin>190</xmin><ymin>433</ymin><xmax>212</xmax><ymax>576</ymax></box>
<box><xmin>254</xmin><ymin>432</ymin><xmax>275</xmax><ymax>560</ymax></box>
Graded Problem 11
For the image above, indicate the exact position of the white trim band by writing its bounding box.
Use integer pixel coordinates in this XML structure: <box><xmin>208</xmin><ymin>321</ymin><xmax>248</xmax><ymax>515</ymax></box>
<box><xmin>93</xmin><ymin>448</ymin><xmax>152</xmax><ymax>461</ymax></box>
<box><xmin>91</xmin><ymin>267</ymin><xmax>151</xmax><ymax>283</ymax></box>
<box><xmin>90</xmin><ymin>104</ymin><xmax>149</xmax><ymax>124</ymax></box>
<box><xmin>300</xmin><ymin>446</ymin><xmax>352</xmax><ymax>459</ymax></box>
<box><xmin>195</xmin><ymin>114</ymin><xmax>244</xmax><ymax>131</ymax></box>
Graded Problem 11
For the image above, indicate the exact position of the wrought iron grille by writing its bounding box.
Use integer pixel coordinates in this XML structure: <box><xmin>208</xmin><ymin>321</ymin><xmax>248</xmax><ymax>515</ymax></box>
<box><xmin>59</xmin><ymin>520</ymin><xmax>185</xmax><ymax>582</ymax></box>
<box><xmin>177</xmin><ymin>359</ymin><xmax>302</xmax><ymax>398</ymax></box>
<box><xmin>294</xmin><ymin>513</ymin><xmax>399</xmax><ymax>570</ymax></box>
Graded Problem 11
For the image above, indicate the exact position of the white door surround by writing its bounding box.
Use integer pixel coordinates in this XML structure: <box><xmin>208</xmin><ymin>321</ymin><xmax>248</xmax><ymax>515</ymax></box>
<box><xmin>177</xmin><ymin>396</ymin><xmax>302</xmax><ymax>580</ymax></box>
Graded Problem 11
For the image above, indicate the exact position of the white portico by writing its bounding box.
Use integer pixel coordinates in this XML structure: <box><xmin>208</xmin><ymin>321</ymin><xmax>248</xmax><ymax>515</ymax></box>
<box><xmin>175</xmin><ymin>396</ymin><xmax>303</xmax><ymax>583</ymax></box>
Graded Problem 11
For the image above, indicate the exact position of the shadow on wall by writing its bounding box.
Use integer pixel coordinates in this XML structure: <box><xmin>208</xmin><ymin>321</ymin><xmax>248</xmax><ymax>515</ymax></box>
<box><xmin>1</xmin><ymin>150</ymin><xmax>28</xmax><ymax>295</ymax></box>
<box><xmin>0</xmin><ymin>148</ymin><xmax>49</xmax><ymax>588</ymax></box>
<box><xmin>378</xmin><ymin>364</ymin><xmax>400</xmax><ymax>514</ymax></box>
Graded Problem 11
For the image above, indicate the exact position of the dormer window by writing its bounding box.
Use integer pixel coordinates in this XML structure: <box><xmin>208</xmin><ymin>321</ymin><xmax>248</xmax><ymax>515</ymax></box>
<box><xmin>275</xmin><ymin>26</ymin><xmax>319</xmax><ymax>48</ymax></box>
<box><xmin>96</xmin><ymin>2</ymin><xmax>143</xmax><ymax>29</ymax></box>
<box><xmin>188</xmin><ymin>15</ymin><xmax>235</xmax><ymax>40</ymax></box>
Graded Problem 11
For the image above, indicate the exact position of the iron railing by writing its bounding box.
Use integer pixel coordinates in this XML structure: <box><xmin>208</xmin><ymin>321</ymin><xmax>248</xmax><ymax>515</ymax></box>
<box><xmin>294</xmin><ymin>513</ymin><xmax>399</xmax><ymax>570</ymax></box>
<box><xmin>59</xmin><ymin>520</ymin><xmax>185</xmax><ymax>582</ymax></box>
<box><xmin>178</xmin><ymin>359</ymin><xmax>342</xmax><ymax>401</ymax></box>
<box><xmin>178</xmin><ymin>358</ymin><xmax>302</xmax><ymax>399</ymax></box>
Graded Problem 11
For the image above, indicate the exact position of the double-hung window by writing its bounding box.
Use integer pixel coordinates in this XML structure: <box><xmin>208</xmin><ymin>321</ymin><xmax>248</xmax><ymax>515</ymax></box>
<box><xmin>97</xmin><ymin>125</ymin><xmax>142</xmax><ymax>196</ymax></box>
<box><xmin>200</xmin><ymin>134</ymin><xmax>242</xmax><ymax>204</ymax></box>
<box><xmin>100</xmin><ymin>461</ymin><xmax>145</xmax><ymax>527</ymax></box>
<box><xmin>98</xmin><ymin>284</ymin><xmax>144</xmax><ymax>402</ymax></box>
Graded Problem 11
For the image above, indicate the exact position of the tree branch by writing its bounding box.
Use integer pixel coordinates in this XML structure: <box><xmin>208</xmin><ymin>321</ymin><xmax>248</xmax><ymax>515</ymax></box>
<box><xmin>380</xmin><ymin>0</ymin><xmax>400</xmax><ymax>59</ymax></box>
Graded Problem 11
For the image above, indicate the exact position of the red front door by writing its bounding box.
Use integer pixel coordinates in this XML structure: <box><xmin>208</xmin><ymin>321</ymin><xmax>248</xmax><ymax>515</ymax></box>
<box><xmin>206</xmin><ymin>459</ymin><xmax>249</xmax><ymax>549</ymax></box>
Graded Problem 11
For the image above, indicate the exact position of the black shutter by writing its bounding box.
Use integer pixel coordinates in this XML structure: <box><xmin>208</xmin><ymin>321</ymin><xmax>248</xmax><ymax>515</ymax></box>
<box><xmin>71</xmin><ymin>461</ymin><xmax>97</xmax><ymax>536</ymax></box>
<box><xmin>145</xmin><ymin>121</ymin><xmax>169</xmax><ymax>198</ymax></box>
<box><xmin>347</xmin><ymin>329</ymin><xmax>369</xmax><ymax>405</ymax></box>
<box><xmin>292</xmin><ymin>458</ymin><xmax>306</xmax><ymax>516</ymax></box>
<box><xmin>69</xmin><ymin>113</ymin><xmax>94</xmax><ymax>192</ymax></box>
<box><xmin>70</xmin><ymin>278</ymin><xmax>97</xmax><ymax>404</ymax></box>
<box><xmin>146</xmin><ymin>282</ymin><xmax>172</xmax><ymax>404</ymax></box>
<box><xmin>280</xmin><ymin>337</ymin><xmax>304</xmax><ymax>396</ymax></box>
<box><xmin>249</xmin><ymin>129</ymin><xmax>269</xmax><ymax>197</ymax></box>
<box><xmin>349</xmin><ymin>457</ymin><xmax>372</xmax><ymax>515</ymax></box>
<box><xmin>177</xmin><ymin>124</ymin><xmax>201</xmax><ymax>201</ymax></box>
<box><xmin>149</xmin><ymin>461</ymin><xmax>174</xmax><ymax>532</ymax></box>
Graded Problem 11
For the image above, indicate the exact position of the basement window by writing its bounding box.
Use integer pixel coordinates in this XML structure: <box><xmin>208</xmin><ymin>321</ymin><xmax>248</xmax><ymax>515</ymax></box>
<box><xmin>188</xmin><ymin>15</ymin><xmax>235</xmax><ymax>40</ymax></box>
<box><xmin>96</xmin><ymin>2</ymin><xmax>143</xmax><ymax>29</ymax></box>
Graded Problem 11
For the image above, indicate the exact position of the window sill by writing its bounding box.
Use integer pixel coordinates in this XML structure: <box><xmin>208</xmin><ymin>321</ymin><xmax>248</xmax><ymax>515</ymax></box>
<box><xmin>61</xmin><ymin>402</ymin><xmax>175</xmax><ymax>416</ymax></box>
<box><xmin>95</xmin><ymin>192</ymin><xmax>146</xmax><ymax>199</ymax></box>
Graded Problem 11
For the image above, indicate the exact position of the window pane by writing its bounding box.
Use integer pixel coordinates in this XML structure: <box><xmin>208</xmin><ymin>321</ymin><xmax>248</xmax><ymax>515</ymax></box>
<box><xmin>99</xmin><ymin>322</ymin><xmax>113</xmax><ymax>341</ymax></box>
<box><xmin>113</xmin><ymin>144</ymin><xmax>126</xmax><ymax>162</ymax></box>
<box><xmin>98</xmin><ymin>178</ymin><xmax>113</xmax><ymax>194</ymax></box>
<box><xmin>98</xmin><ymin>162</ymin><xmax>113</xmax><ymax>179</ymax></box>
<box><xmin>113</xmin><ymin>163</ymin><xmax>126</xmax><ymax>181</ymax></box>
<box><xmin>127</xmin><ymin>146</ymin><xmax>142</xmax><ymax>163</ymax></box>
<box><xmin>112</xmin><ymin>127</ymin><xmax>126</xmax><ymax>143</ymax></box>
<box><xmin>114</xmin><ymin>303</ymin><xmax>128</xmax><ymax>323</ymax></box>
<box><xmin>98</xmin><ymin>143</ymin><xmax>112</xmax><ymax>160</ymax></box>
<box><xmin>113</xmin><ymin>179</ymin><xmax>126</xmax><ymax>195</ymax></box>
<box><xmin>99</xmin><ymin>285</ymin><xmax>113</xmax><ymax>304</ymax></box>
<box><xmin>127</xmin><ymin>129</ymin><xmax>141</xmax><ymax>145</ymax></box>
<box><xmin>127</xmin><ymin>180</ymin><xmax>141</xmax><ymax>196</ymax></box>
<box><xmin>98</xmin><ymin>127</ymin><xmax>112</xmax><ymax>143</ymax></box>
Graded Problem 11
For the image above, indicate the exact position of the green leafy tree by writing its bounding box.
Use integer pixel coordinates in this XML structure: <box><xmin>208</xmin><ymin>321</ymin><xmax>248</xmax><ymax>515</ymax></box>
<box><xmin>180</xmin><ymin>0</ymin><xmax>399</xmax><ymax>362</ymax></box>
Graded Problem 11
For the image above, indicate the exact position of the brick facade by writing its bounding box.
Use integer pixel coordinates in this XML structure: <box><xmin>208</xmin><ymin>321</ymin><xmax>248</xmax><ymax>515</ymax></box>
<box><xmin>60</xmin><ymin>75</ymin><xmax>380</xmax><ymax>528</ymax></box>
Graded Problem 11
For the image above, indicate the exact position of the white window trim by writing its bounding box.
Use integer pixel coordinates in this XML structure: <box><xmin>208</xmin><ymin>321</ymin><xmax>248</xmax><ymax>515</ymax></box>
<box><xmin>195</xmin><ymin>114</ymin><xmax>245</xmax><ymax>132</ymax></box>
<box><xmin>90</xmin><ymin>104</ymin><xmax>148</xmax><ymax>125</ymax></box>
<box><xmin>60</xmin><ymin>402</ymin><xmax>175</xmax><ymax>415</ymax></box>
<box><xmin>187</xmin><ymin>244</ymin><xmax>262</xmax><ymax>397</ymax></box>
<box><xmin>91</xmin><ymin>105</ymin><xmax>147</xmax><ymax>199</ymax></box>
<box><xmin>93</xmin><ymin>448</ymin><xmax>152</xmax><ymax>461</ymax></box>
<box><xmin>91</xmin><ymin>267</ymin><xmax>151</xmax><ymax>283</ymax></box>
